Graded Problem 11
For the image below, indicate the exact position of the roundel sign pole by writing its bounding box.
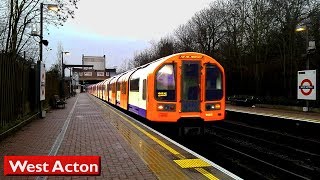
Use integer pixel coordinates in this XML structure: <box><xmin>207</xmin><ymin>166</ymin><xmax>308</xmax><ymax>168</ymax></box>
<box><xmin>297</xmin><ymin>70</ymin><xmax>317</xmax><ymax>111</ymax></box>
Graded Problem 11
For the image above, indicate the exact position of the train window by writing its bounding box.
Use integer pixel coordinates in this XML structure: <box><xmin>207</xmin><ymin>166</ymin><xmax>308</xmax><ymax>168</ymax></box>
<box><xmin>112</xmin><ymin>83</ymin><xmax>116</xmax><ymax>93</ymax></box>
<box><xmin>130</xmin><ymin>78</ymin><xmax>139</xmax><ymax>91</ymax></box>
<box><xmin>182</xmin><ymin>63</ymin><xmax>200</xmax><ymax>101</ymax></box>
<box><xmin>121</xmin><ymin>82</ymin><xmax>126</xmax><ymax>94</ymax></box>
<box><xmin>142</xmin><ymin>79</ymin><xmax>146</xmax><ymax>100</ymax></box>
<box><xmin>205</xmin><ymin>64</ymin><xmax>223</xmax><ymax>100</ymax></box>
<box><xmin>116</xmin><ymin>82</ymin><xmax>121</xmax><ymax>91</ymax></box>
<box><xmin>156</xmin><ymin>64</ymin><xmax>176</xmax><ymax>101</ymax></box>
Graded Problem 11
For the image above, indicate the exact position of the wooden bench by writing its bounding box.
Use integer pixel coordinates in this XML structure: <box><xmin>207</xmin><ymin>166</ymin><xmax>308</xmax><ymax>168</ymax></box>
<box><xmin>53</xmin><ymin>95</ymin><xmax>66</xmax><ymax>109</ymax></box>
<box><xmin>228</xmin><ymin>95</ymin><xmax>258</xmax><ymax>106</ymax></box>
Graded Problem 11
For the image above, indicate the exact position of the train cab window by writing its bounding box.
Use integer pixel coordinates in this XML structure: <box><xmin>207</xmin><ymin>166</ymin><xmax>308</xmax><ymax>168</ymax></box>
<box><xmin>205</xmin><ymin>64</ymin><xmax>223</xmax><ymax>100</ymax></box>
<box><xmin>182</xmin><ymin>63</ymin><xmax>200</xmax><ymax>101</ymax></box>
<box><xmin>156</xmin><ymin>64</ymin><xmax>176</xmax><ymax>101</ymax></box>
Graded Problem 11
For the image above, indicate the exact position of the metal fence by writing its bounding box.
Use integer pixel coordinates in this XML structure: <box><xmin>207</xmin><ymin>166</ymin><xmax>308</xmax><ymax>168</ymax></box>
<box><xmin>45</xmin><ymin>71</ymin><xmax>62</xmax><ymax>107</ymax></box>
<box><xmin>0</xmin><ymin>53</ymin><xmax>37</xmax><ymax>131</ymax></box>
<box><xmin>0</xmin><ymin>53</ymin><xmax>64</xmax><ymax>134</ymax></box>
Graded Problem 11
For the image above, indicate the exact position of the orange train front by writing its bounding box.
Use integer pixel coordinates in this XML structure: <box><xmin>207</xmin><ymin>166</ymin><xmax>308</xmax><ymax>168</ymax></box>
<box><xmin>88</xmin><ymin>52</ymin><xmax>225</xmax><ymax>123</ymax></box>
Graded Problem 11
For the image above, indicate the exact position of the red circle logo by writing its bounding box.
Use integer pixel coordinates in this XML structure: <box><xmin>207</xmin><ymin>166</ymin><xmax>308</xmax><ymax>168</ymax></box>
<box><xmin>299</xmin><ymin>79</ymin><xmax>314</xmax><ymax>96</ymax></box>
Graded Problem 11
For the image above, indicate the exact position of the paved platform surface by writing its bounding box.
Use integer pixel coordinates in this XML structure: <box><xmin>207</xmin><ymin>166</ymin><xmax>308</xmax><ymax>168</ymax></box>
<box><xmin>0</xmin><ymin>94</ymin><xmax>156</xmax><ymax>179</ymax></box>
<box><xmin>1</xmin><ymin>93</ymin><xmax>240</xmax><ymax>180</ymax></box>
<box><xmin>227</xmin><ymin>104</ymin><xmax>320</xmax><ymax>123</ymax></box>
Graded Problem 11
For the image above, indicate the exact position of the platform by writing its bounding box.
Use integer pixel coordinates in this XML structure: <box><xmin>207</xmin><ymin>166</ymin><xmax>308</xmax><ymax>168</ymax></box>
<box><xmin>0</xmin><ymin>93</ymin><xmax>240</xmax><ymax>180</ymax></box>
<box><xmin>226</xmin><ymin>104</ymin><xmax>320</xmax><ymax>123</ymax></box>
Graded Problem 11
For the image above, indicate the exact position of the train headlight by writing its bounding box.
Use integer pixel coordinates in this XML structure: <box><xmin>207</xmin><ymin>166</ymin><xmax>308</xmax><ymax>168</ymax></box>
<box><xmin>158</xmin><ymin>105</ymin><xmax>164</xmax><ymax>110</ymax></box>
<box><xmin>206</xmin><ymin>103</ymin><xmax>221</xmax><ymax>110</ymax></box>
<box><xmin>157</xmin><ymin>104</ymin><xmax>176</xmax><ymax>111</ymax></box>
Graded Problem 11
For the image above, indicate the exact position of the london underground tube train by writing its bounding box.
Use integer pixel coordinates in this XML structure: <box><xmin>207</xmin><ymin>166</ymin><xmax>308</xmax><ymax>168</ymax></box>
<box><xmin>88</xmin><ymin>52</ymin><xmax>225</xmax><ymax>125</ymax></box>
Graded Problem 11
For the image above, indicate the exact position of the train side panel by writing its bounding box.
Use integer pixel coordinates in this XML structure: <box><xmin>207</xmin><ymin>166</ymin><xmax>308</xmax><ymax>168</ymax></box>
<box><xmin>128</xmin><ymin>68</ymin><xmax>147</xmax><ymax>117</ymax></box>
<box><xmin>118</xmin><ymin>69</ymin><xmax>135</xmax><ymax>110</ymax></box>
<box><xmin>107</xmin><ymin>76</ymin><xmax>116</xmax><ymax>104</ymax></box>
<box><xmin>102</xmin><ymin>79</ymin><xmax>108</xmax><ymax>101</ymax></box>
<box><xmin>97</xmin><ymin>82</ymin><xmax>100</xmax><ymax>98</ymax></box>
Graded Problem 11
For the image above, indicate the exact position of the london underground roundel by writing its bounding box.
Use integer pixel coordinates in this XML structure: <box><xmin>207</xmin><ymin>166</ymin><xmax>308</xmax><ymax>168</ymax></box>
<box><xmin>297</xmin><ymin>70</ymin><xmax>316</xmax><ymax>100</ymax></box>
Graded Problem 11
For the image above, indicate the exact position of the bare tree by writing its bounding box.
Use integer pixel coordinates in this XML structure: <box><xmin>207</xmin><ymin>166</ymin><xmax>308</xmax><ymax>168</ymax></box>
<box><xmin>56</xmin><ymin>42</ymin><xmax>64</xmax><ymax>76</ymax></box>
<box><xmin>117</xmin><ymin>58</ymin><xmax>135</xmax><ymax>73</ymax></box>
<box><xmin>119</xmin><ymin>0</ymin><xmax>320</xmax><ymax>102</ymax></box>
<box><xmin>174</xmin><ymin>23</ymin><xmax>197</xmax><ymax>52</ymax></box>
<box><xmin>153</xmin><ymin>37</ymin><xmax>175</xmax><ymax>58</ymax></box>
<box><xmin>1</xmin><ymin>0</ymin><xmax>80</xmax><ymax>58</ymax></box>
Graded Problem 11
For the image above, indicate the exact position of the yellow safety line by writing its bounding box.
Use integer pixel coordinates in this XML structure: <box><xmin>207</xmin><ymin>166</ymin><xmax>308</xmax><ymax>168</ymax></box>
<box><xmin>106</xmin><ymin>104</ymin><xmax>181</xmax><ymax>156</ymax></box>
<box><xmin>195</xmin><ymin>168</ymin><xmax>219</xmax><ymax>180</ymax></box>
<box><xmin>90</xmin><ymin>95</ymin><xmax>219</xmax><ymax>180</ymax></box>
<box><xmin>174</xmin><ymin>159</ymin><xmax>211</xmax><ymax>168</ymax></box>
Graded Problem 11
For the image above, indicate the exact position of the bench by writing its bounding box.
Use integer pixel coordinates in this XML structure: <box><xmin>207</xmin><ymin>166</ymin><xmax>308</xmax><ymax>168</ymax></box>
<box><xmin>228</xmin><ymin>95</ymin><xmax>259</xmax><ymax>106</ymax></box>
<box><xmin>53</xmin><ymin>95</ymin><xmax>66</xmax><ymax>109</ymax></box>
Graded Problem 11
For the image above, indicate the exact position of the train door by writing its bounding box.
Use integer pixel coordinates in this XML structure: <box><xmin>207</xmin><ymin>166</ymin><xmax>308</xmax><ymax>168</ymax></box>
<box><xmin>181</xmin><ymin>61</ymin><xmax>200</xmax><ymax>112</ymax></box>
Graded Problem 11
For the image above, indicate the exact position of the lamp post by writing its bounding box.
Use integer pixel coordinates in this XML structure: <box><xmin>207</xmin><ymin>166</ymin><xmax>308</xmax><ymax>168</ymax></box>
<box><xmin>37</xmin><ymin>3</ymin><xmax>58</xmax><ymax>117</ymax></box>
<box><xmin>39</xmin><ymin>3</ymin><xmax>58</xmax><ymax>62</ymax></box>
<box><xmin>61</xmin><ymin>51</ymin><xmax>70</xmax><ymax>99</ymax></box>
<box><xmin>295</xmin><ymin>25</ymin><xmax>310</xmax><ymax>111</ymax></box>
<box><xmin>295</xmin><ymin>25</ymin><xmax>309</xmax><ymax>69</ymax></box>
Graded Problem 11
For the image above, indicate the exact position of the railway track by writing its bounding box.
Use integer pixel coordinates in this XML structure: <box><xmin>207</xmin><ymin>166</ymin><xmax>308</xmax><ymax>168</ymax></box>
<box><xmin>93</xmin><ymin>97</ymin><xmax>320</xmax><ymax>179</ymax></box>
<box><xmin>219</xmin><ymin>120</ymin><xmax>320</xmax><ymax>156</ymax></box>
<box><xmin>210</xmin><ymin>126</ymin><xmax>318</xmax><ymax>179</ymax></box>
<box><xmin>182</xmin><ymin>117</ymin><xmax>319</xmax><ymax>179</ymax></box>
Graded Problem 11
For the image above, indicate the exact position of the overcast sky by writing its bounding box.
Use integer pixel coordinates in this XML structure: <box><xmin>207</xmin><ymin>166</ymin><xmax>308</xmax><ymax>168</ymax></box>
<box><xmin>44</xmin><ymin>0</ymin><xmax>214</xmax><ymax>70</ymax></box>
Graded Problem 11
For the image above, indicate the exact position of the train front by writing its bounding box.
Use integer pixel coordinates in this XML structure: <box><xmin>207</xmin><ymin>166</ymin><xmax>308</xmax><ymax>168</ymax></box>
<box><xmin>147</xmin><ymin>52</ymin><xmax>225</xmax><ymax>124</ymax></box>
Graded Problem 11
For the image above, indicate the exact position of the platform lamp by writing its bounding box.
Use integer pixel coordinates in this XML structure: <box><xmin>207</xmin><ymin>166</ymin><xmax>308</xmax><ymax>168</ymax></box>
<box><xmin>61</xmin><ymin>51</ymin><xmax>70</xmax><ymax>99</ymax></box>
<box><xmin>295</xmin><ymin>25</ymin><xmax>309</xmax><ymax>69</ymax></box>
<box><xmin>39</xmin><ymin>3</ymin><xmax>58</xmax><ymax>62</ymax></box>
<box><xmin>295</xmin><ymin>25</ymin><xmax>310</xmax><ymax>111</ymax></box>
<box><xmin>36</xmin><ymin>3</ymin><xmax>58</xmax><ymax>117</ymax></box>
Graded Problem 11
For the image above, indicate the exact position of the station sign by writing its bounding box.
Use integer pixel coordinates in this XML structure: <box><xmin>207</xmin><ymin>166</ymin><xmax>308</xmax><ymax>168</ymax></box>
<box><xmin>297</xmin><ymin>70</ymin><xmax>316</xmax><ymax>100</ymax></box>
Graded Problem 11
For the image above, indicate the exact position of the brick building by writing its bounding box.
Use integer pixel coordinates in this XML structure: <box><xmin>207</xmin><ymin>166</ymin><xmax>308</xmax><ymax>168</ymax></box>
<box><xmin>71</xmin><ymin>55</ymin><xmax>116</xmax><ymax>92</ymax></box>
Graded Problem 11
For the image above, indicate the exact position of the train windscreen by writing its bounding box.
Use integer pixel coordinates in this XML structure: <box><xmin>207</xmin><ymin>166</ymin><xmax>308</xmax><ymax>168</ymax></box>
<box><xmin>155</xmin><ymin>64</ymin><xmax>176</xmax><ymax>101</ymax></box>
<box><xmin>205</xmin><ymin>64</ymin><xmax>223</xmax><ymax>100</ymax></box>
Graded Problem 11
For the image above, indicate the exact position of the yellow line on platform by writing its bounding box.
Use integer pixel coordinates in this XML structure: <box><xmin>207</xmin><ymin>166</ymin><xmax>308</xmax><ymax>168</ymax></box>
<box><xmin>195</xmin><ymin>168</ymin><xmax>219</xmax><ymax>180</ymax></box>
<box><xmin>106</xmin><ymin>104</ymin><xmax>182</xmax><ymax>156</ymax></box>
<box><xmin>105</xmin><ymin>105</ymin><xmax>219</xmax><ymax>180</ymax></box>
<box><xmin>174</xmin><ymin>159</ymin><xmax>211</xmax><ymax>168</ymax></box>
<box><xmin>90</xmin><ymin>96</ymin><xmax>219</xmax><ymax>180</ymax></box>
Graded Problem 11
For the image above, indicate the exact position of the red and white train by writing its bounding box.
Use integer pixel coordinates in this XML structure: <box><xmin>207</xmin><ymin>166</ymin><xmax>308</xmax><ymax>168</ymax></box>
<box><xmin>87</xmin><ymin>52</ymin><xmax>225</xmax><ymax>125</ymax></box>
